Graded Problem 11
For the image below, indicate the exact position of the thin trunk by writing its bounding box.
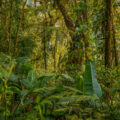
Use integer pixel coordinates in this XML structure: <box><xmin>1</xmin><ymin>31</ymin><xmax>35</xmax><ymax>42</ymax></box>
<box><xmin>0</xmin><ymin>0</ymin><xmax>3</xmax><ymax>26</ymax></box>
<box><xmin>54</xmin><ymin>32</ymin><xmax>58</xmax><ymax>70</ymax></box>
<box><xmin>58</xmin><ymin>53</ymin><xmax>62</xmax><ymax>70</ymax></box>
<box><xmin>112</xmin><ymin>23</ymin><xmax>119</xmax><ymax>66</ymax></box>
<box><xmin>43</xmin><ymin>34</ymin><xmax>47</xmax><ymax>71</ymax></box>
<box><xmin>84</xmin><ymin>0</ymin><xmax>90</xmax><ymax>62</ymax></box>
<box><xmin>4</xmin><ymin>0</ymin><xmax>9</xmax><ymax>54</ymax></box>
<box><xmin>43</xmin><ymin>14</ymin><xmax>47</xmax><ymax>71</ymax></box>
<box><xmin>14</xmin><ymin>0</ymin><xmax>27</xmax><ymax>56</ymax></box>
<box><xmin>42</xmin><ymin>12</ymin><xmax>58</xmax><ymax>71</ymax></box>
<box><xmin>8</xmin><ymin>0</ymin><xmax>13</xmax><ymax>55</ymax></box>
<box><xmin>105</xmin><ymin>0</ymin><xmax>113</xmax><ymax>68</ymax></box>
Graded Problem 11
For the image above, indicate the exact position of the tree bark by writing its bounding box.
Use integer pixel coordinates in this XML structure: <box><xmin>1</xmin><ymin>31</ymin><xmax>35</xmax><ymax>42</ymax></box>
<box><xmin>112</xmin><ymin>21</ymin><xmax>119</xmax><ymax>66</ymax></box>
<box><xmin>8</xmin><ymin>0</ymin><xmax>13</xmax><ymax>55</ymax></box>
<box><xmin>56</xmin><ymin>0</ymin><xmax>75</xmax><ymax>33</ymax></box>
<box><xmin>56</xmin><ymin>0</ymin><xmax>82</xmax><ymax>69</ymax></box>
<box><xmin>84</xmin><ymin>0</ymin><xmax>90</xmax><ymax>62</ymax></box>
<box><xmin>14</xmin><ymin>0</ymin><xmax>27</xmax><ymax>56</ymax></box>
<box><xmin>54</xmin><ymin>31</ymin><xmax>58</xmax><ymax>70</ymax></box>
<box><xmin>43</xmin><ymin>32</ymin><xmax>47</xmax><ymax>71</ymax></box>
<box><xmin>105</xmin><ymin>0</ymin><xmax>113</xmax><ymax>68</ymax></box>
<box><xmin>43</xmin><ymin>14</ymin><xmax>47</xmax><ymax>71</ymax></box>
<box><xmin>4</xmin><ymin>0</ymin><xmax>9</xmax><ymax>54</ymax></box>
<box><xmin>56</xmin><ymin>0</ymin><xmax>90</xmax><ymax>71</ymax></box>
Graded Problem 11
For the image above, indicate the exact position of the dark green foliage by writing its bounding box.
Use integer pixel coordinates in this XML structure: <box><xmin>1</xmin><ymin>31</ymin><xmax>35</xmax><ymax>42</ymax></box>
<box><xmin>4</xmin><ymin>54</ymin><xmax>120</xmax><ymax>120</ymax></box>
<box><xmin>18</xmin><ymin>36</ymin><xmax>37</xmax><ymax>57</ymax></box>
<box><xmin>84</xmin><ymin>60</ymin><xmax>102</xmax><ymax>98</ymax></box>
<box><xmin>0</xmin><ymin>55</ymin><xmax>103</xmax><ymax>120</ymax></box>
<box><xmin>0</xmin><ymin>0</ymin><xmax>120</xmax><ymax>119</ymax></box>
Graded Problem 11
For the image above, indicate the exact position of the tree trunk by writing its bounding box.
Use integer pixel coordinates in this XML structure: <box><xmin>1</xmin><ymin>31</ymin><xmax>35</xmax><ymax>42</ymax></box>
<box><xmin>56</xmin><ymin>0</ymin><xmax>83</xmax><ymax>70</ymax></box>
<box><xmin>43</xmin><ymin>14</ymin><xmax>47</xmax><ymax>71</ymax></box>
<box><xmin>84</xmin><ymin>0</ymin><xmax>90</xmax><ymax>62</ymax></box>
<box><xmin>112</xmin><ymin>22</ymin><xmax>119</xmax><ymax>66</ymax></box>
<box><xmin>4</xmin><ymin>0</ymin><xmax>9</xmax><ymax>54</ymax></box>
<box><xmin>14</xmin><ymin>0</ymin><xmax>27</xmax><ymax>56</ymax></box>
<box><xmin>43</xmin><ymin>33</ymin><xmax>47</xmax><ymax>71</ymax></box>
<box><xmin>56</xmin><ymin>1</ymin><xmax>75</xmax><ymax>33</ymax></box>
<box><xmin>56</xmin><ymin>0</ymin><xmax>90</xmax><ymax>71</ymax></box>
<box><xmin>105</xmin><ymin>0</ymin><xmax>113</xmax><ymax>68</ymax></box>
<box><xmin>54</xmin><ymin>31</ymin><xmax>58</xmax><ymax>70</ymax></box>
<box><xmin>8</xmin><ymin>0</ymin><xmax>13</xmax><ymax>55</ymax></box>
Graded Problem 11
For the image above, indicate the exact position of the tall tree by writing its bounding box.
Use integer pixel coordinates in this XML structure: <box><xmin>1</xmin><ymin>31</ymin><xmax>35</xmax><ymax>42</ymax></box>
<box><xmin>4</xmin><ymin>0</ymin><xmax>9</xmax><ymax>54</ymax></box>
<box><xmin>112</xmin><ymin>24</ymin><xmax>119</xmax><ymax>66</ymax></box>
<box><xmin>55</xmin><ymin>1</ymin><xmax>80</xmax><ymax>69</ymax></box>
<box><xmin>104</xmin><ymin>0</ymin><xmax>113</xmax><ymax>68</ymax></box>
<box><xmin>55</xmin><ymin>0</ymin><xmax>90</xmax><ymax>71</ymax></box>
<box><xmin>43</xmin><ymin>14</ymin><xmax>47</xmax><ymax>71</ymax></box>
<box><xmin>14</xmin><ymin>0</ymin><xmax>27</xmax><ymax>56</ymax></box>
<box><xmin>8</xmin><ymin>0</ymin><xmax>13</xmax><ymax>55</ymax></box>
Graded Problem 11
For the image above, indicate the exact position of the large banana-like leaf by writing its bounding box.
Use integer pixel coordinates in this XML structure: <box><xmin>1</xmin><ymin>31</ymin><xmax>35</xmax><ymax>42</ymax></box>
<box><xmin>84</xmin><ymin>61</ymin><xmax>102</xmax><ymax>98</ymax></box>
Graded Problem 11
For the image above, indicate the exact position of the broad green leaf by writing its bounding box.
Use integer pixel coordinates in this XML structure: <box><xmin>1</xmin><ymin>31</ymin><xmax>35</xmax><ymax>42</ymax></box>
<box><xmin>84</xmin><ymin>61</ymin><xmax>102</xmax><ymax>98</ymax></box>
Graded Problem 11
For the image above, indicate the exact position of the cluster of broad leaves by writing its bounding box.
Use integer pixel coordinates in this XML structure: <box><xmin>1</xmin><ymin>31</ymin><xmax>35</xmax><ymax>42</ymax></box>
<box><xmin>0</xmin><ymin>54</ymin><xmax>119</xmax><ymax>120</ymax></box>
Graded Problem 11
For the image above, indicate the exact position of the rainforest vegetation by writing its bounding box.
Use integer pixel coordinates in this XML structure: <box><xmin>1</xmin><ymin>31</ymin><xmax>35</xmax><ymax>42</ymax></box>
<box><xmin>0</xmin><ymin>0</ymin><xmax>120</xmax><ymax>120</ymax></box>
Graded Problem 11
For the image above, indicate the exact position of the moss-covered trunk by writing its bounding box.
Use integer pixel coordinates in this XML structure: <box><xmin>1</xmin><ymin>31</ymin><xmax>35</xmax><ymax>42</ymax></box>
<box><xmin>84</xmin><ymin>0</ymin><xmax>90</xmax><ymax>62</ymax></box>
<box><xmin>104</xmin><ymin>0</ymin><xmax>113</xmax><ymax>68</ymax></box>
<box><xmin>56</xmin><ymin>0</ymin><xmax>84</xmax><ymax>70</ymax></box>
